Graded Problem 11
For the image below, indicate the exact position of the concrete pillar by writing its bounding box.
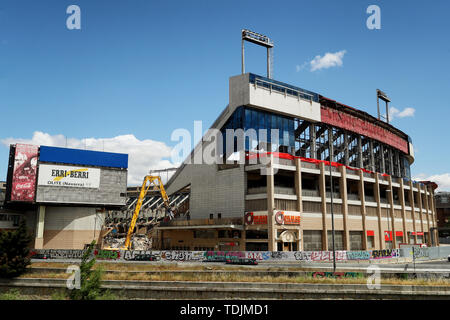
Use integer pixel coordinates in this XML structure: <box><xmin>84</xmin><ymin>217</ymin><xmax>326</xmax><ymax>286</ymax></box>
<box><xmin>380</xmin><ymin>145</ymin><xmax>386</xmax><ymax>174</ymax></box>
<box><xmin>295</xmin><ymin>158</ymin><xmax>303</xmax><ymax>251</ymax></box>
<box><xmin>429</xmin><ymin>187</ymin><xmax>436</xmax><ymax>229</ymax></box>
<box><xmin>328</xmin><ymin>128</ymin><xmax>334</xmax><ymax>163</ymax></box>
<box><xmin>295</xmin><ymin>158</ymin><xmax>303</xmax><ymax>213</ymax></box>
<box><xmin>409</xmin><ymin>181</ymin><xmax>418</xmax><ymax>244</ymax></box>
<box><xmin>388</xmin><ymin>148</ymin><xmax>394</xmax><ymax>176</ymax></box>
<box><xmin>387</xmin><ymin>176</ymin><xmax>396</xmax><ymax>249</ymax></box>
<box><xmin>417</xmin><ymin>183</ymin><xmax>424</xmax><ymax>239</ymax></box>
<box><xmin>267</xmin><ymin>154</ymin><xmax>276</xmax><ymax>251</ymax></box>
<box><xmin>297</xmin><ymin>229</ymin><xmax>302</xmax><ymax>251</ymax></box>
<box><xmin>35</xmin><ymin>205</ymin><xmax>46</xmax><ymax>249</ymax></box>
<box><xmin>424</xmin><ymin>186</ymin><xmax>431</xmax><ymax>246</ymax></box>
<box><xmin>358</xmin><ymin>170</ymin><xmax>368</xmax><ymax>250</ymax></box>
<box><xmin>369</xmin><ymin>140</ymin><xmax>375</xmax><ymax>172</ymax></box>
<box><xmin>395</xmin><ymin>151</ymin><xmax>401</xmax><ymax>177</ymax></box>
<box><xmin>344</xmin><ymin>133</ymin><xmax>350</xmax><ymax>166</ymax></box>
<box><xmin>357</xmin><ymin>136</ymin><xmax>363</xmax><ymax>169</ymax></box>
<box><xmin>319</xmin><ymin>162</ymin><xmax>328</xmax><ymax>251</ymax></box>
<box><xmin>430</xmin><ymin>188</ymin><xmax>439</xmax><ymax>246</ymax></box>
<box><xmin>399</xmin><ymin>178</ymin><xmax>407</xmax><ymax>244</ymax></box>
<box><xmin>374</xmin><ymin>174</ymin><xmax>384</xmax><ymax>250</ymax></box>
<box><xmin>310</xmin><ymin>124</ymin><xmax>316</xmax><ymax>159</ymax></box>
<box><xmin>339</xmin><ymin>166</ymin><xmax>350</xmax><ymax>250</ymax></box>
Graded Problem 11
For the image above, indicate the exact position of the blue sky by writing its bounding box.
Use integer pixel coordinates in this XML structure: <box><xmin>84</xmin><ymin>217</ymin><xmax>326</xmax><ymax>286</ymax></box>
<box><xmin>1</xmin><ymin>0</ymin><xmax>449</xmax><ymax>188</ymax></box>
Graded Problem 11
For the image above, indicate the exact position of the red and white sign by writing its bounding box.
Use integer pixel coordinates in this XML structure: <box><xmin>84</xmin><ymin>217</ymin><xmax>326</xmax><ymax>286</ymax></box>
<box><xmin>245</xmin><ymin>212</ymin><xmax>267</xmax><ymax>225</ymax></box>
<box><xmin>11</xmin><ymin>144</ymin><xmax>39</xmax><ymax>202</ymax></box>
<box><xmin>384</xmin><ymin>231</ymin><xmax>403</xmax><ymax>241</ymax></box>
<box><xmin>275</xmin><ymin>211</ymin><xmax>301</xmax><ymax>225</ymax></box>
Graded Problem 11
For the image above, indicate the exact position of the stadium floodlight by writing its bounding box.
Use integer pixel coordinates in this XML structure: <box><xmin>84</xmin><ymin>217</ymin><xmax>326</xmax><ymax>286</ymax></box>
<box><xmin>377</xmin><ymin>89</ymin><xmax>391</xmax><ymax>103</ymax></box>
<box><xmin>241</xmin><ymin>29</ymin><xmax>274</xmax><ymax>79</ymax></box>
<box><xmin>242</xmin><ymin>29</ymin><xmax>274</xmax><ymax>48</ymax></box>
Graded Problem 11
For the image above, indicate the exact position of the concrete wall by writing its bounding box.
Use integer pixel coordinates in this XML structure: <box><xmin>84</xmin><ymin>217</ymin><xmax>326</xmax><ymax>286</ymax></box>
<box><xmin>229</xmin><ymin>73</ymin><xmax>321</xmax><ymax>122</ymax></box>
<box><xmin>167</xmin><ymin>163</ymin><xmax>245</xmax><ymax>219</ymax></box>
<box><xmin>42</xmin><ymin>206</ymin><xmax>104</xmax><ymax>249</ymax></box>
<box><xmin>36</xmin><ymin>166</ymin><xmax>127</xmax><ymax>206</ymax></box>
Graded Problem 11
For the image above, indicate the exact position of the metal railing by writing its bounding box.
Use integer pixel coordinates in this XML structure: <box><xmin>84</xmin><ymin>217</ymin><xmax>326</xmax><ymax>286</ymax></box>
<box><xmin>250</xmin><ymin>74</ymin><xmax>318</xmax><ymax>103</ymax></box>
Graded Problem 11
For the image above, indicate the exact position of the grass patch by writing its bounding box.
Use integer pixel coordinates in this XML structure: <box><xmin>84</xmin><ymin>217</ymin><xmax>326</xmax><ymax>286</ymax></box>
<box><xmin>51</xmin><ymin>290</ymin><xmax>68</xmax><ymax>300</ymax></box>
<box><xmin>22</xmin><ymin>270</ymin><xmax>450</xmax><ymax>287</ymax></box>
<box><xmin>27</xmin><ymin>261</ymin><xmax>450</xmax><ymax>287</ymax></box>
<box><xmin>0</xmin><ymin>289</ymin><xmax>22</xmax><ymax>300</ymax></box>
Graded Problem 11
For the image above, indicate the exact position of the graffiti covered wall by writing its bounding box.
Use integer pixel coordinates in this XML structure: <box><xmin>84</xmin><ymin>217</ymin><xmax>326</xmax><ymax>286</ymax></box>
<box><xmin>31</xmin><ymin>249</ymin><xmax>402</xmax><ymax>262</ymax></box>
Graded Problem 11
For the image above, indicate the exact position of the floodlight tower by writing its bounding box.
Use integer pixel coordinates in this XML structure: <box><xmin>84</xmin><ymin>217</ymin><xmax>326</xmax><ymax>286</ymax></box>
<box><xmin>241</xmin><ymin>29</ymin><xmax>274</xmax><ymax>79</ymax></box>
<box><xmin>377</xmin><ymin>89</ymin><xmax>391</xmax><ymax>124</ymax></box>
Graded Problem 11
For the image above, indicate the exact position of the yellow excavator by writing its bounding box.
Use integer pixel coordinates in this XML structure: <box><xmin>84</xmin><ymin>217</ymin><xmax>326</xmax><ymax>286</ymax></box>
<box><xmin>103</xmin><ymin>175</ymin><xmax>174</xmax><ymax>250</ymax></box>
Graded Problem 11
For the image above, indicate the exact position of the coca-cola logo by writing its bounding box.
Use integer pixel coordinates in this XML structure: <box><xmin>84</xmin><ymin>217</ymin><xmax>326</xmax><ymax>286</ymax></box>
<box><xmin>14</xmin><ymin>183</ymin><xmax>32</xmax><ymax>190</ymax></box>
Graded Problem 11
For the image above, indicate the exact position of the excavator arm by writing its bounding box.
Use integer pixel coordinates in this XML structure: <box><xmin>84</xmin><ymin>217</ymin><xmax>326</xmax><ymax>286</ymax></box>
<box><xmin>123</xmin><ymin>175</ymin><xmax>173</xmax><ymax>250</ymax></box>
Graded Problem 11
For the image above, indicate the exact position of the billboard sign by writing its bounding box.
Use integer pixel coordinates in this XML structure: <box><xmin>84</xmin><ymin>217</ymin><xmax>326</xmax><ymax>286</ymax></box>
<box><xmin>38</xmin><ymin>164</ymin><xmax>101</xmax><ymax>188</ymax></box>
<box><xmin>10</xmin><ymin>144</ymin><xmax>39</xmax><ymax>202</ymax></box>
<box><xmin>275</xmin><ymin>211</ymin><xmax>301</xmax><ymax>225</ymax></box>
<box><xmin>244</xmin><ymin>212</ymin><xmax>268</xmax><ymax>225</ymax></box>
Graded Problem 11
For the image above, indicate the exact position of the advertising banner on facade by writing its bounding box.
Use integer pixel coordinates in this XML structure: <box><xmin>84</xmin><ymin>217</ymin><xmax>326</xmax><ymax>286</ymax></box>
<box><xmin>38</xmin><ymin>164</ymin><xmax>101</xmax><ymax>188</ymax></box>
<box><xmin>10</xmin><ymin>144</ymin><xmax>39</xmax><ymax>202</ymax></box>
<box><xmin>275</xmin><ymin>211</ymin><xmax>301</xmax><ymax>225</ymax></box>
<box><xmin>320</xmin><ymin>106</ymin><xmax>409</xmax><ymax>154</ymax></box>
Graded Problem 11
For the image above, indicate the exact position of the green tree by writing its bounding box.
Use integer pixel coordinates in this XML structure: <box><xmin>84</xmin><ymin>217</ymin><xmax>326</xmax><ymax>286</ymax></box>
<box><xmin>0</xmin><ymin>220</ymin><xmax>32</xmax><ymax>278</ymax></box>
<box><xmin>69</xmin><ymin>240</ymin><xmax>107</xmax><ymax>300</ymax></box>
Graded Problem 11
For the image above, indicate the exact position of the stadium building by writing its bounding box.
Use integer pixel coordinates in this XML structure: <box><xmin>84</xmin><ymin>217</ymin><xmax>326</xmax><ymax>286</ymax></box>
<box><xmin>435</xmin><ymin>192</ymin><xmax>450</xmax><ymax>242</ymax></box>
<box><xmin>156</xmin><ymin>71</ymin><xmax>439</xmax><ymax>252</ymax></box>
<box><xmin>2</xmin><ymin>144</ymin><xmax>128</xmax><ymax>249</ymax></box>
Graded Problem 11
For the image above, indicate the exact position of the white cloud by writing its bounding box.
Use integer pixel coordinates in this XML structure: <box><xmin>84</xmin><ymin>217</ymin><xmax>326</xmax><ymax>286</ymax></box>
<box><xmin>388</xmin><ymin>107</ymin><xmax>415</xmax><ymax>120</ymax></box>
<box><xmin>1</xmin><ymin>131</ymin><xmax>177</xmax><ymax>186</ymax></box>
<box><xmin>413</xmin><ymin>173</ymin><xmax>450</xmax><ymax>192</ymax></box>
<box><xmin>310</xmin><ymin>50</ymin><xmax>346</xmax><ymax>72</ymax></box>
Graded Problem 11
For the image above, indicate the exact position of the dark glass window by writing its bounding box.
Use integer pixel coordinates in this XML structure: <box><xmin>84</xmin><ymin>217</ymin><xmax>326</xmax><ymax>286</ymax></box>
<box><xmin>221</xmin><ymin>106</ymin><xmax>296</xmax><ymax>155</ymax></box>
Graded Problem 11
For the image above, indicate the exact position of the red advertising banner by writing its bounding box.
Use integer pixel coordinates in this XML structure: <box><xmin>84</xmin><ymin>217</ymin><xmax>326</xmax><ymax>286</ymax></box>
<box><xmin>11</xmin><ymin>144</ymin><xmax>39</xmax><ymax>202</ymax></box>
<box><xmin>320</xmin><ymin>106</ymin><xmax>409</xmax><ymax>154</ymax></box>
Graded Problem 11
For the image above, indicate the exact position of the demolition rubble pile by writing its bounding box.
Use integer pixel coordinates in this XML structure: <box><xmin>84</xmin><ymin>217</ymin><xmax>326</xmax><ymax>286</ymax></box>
<box><xmin>102</xmin><ymin>232</ymin><xmax>153</xmax><ymax>250</ymax></box>
<box><xmin>101</xmin><ymin>211</ymin><xmax>163</xmax><ymax>250</ymax></box>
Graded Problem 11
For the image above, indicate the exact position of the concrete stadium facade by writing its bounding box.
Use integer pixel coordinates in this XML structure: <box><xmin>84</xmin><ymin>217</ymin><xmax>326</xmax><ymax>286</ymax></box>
<box><xmin>158</xmin><ymin>73</ymin><xmax>438</xmax><ymax>252</ymax></box>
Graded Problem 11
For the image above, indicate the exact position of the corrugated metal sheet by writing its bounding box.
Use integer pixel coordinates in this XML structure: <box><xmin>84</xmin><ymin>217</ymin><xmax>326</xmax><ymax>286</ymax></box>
<box><xmin>39</xmin><ymin>146</ymin><xmax>128</xmax><ymax>169</ymax></box>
